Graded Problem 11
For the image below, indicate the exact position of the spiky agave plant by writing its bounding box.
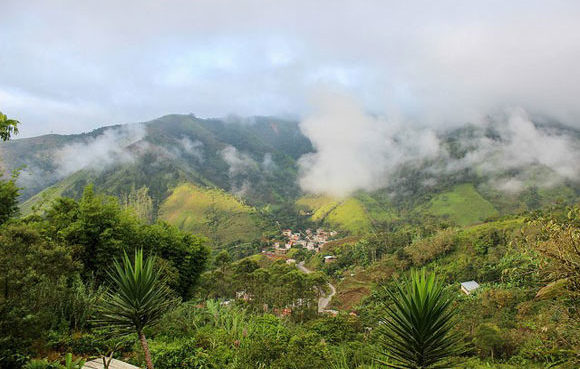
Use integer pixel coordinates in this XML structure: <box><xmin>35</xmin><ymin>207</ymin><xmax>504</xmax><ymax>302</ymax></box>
<box><xmin>376</xmin><ymin>269</ymin><xmax>465</xmax><ymax>369</ymax></box>
<box><xmin>96</xmin><ymin>249</ymin><xmax>175</xmax><ymax>369</ymax></box>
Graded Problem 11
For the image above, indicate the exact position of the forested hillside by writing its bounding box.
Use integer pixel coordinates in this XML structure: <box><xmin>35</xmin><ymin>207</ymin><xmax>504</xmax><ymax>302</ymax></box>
<box><xmin>1</xmin><ymin>113</ymin><xmax>579</xmax><ymax>368</ymax></box>
<box><xmin>2</xmin><ymin>115</ymin><xmax>579</xmax><ymax>243</ymax></box>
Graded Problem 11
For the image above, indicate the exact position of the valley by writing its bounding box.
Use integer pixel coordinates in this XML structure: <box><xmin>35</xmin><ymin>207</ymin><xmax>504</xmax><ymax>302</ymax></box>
<box><xmin>1</xmin><ymin>114</ymin><xmax>579</xmax><ymax>369</ymax></box>
<box><xmin>3</xmin><ymin>3</ymin><xmax>580</xmax><ymax>368</ymax></box>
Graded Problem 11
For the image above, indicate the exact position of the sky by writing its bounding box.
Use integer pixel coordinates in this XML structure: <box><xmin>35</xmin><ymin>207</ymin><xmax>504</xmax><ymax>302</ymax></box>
<box><xmin>1</xmin><ymin>1</ymin><xmax>580</xmax><ymax>137</ymax></box>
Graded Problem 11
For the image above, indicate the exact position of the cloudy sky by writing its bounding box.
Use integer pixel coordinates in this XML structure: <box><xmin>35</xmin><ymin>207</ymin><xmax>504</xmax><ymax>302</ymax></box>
<box><xmin>1</xmin><ymin>1</ymin><xmax>580</xmax><ymax>137</ymax></box>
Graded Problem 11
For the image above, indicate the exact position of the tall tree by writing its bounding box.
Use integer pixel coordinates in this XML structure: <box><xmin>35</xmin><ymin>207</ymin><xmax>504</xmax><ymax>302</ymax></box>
<box><xmin>0</xmin><ymin>171</ymin><xmax>19</xmax><ymax>226</ymax></box>
<box><xmin>0</xmin><ymin>112</ymin><xmax>20</xmax><ymax>225</ymax></box>
<box><xmin>376</xmin><ymin>269</ymin><xmax>465</xmax><ymax>369</ymax></box>
<box><xmin>0</xmin><ymin>112</ymin><xmax>19</xmax><ymax>141</ymax></box>
<box><xmin>96</xmin><ymin>249</ymin><xmax>175</xmax><ymax>369</ymax></box>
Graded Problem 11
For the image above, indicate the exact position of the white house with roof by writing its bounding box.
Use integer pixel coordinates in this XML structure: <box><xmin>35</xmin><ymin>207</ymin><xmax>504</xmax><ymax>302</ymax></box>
<box><xmin>460</xmin><ymin>281</ymin><xmax>480</xmax><ymax>295</ymax></box>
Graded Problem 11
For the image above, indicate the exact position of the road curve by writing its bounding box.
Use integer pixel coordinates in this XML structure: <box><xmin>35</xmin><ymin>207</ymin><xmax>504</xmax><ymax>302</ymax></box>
<box><xmin>297</xmin><ymin>261</ymin><xmax>338</xmax><ymax>314</ymax></box>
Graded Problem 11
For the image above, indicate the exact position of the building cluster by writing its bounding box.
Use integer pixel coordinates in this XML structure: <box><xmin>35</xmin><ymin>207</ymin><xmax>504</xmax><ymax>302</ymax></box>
<box><xmin>272</xmin><ymin>228</ymin><xmax>337</xmax><ymax>254</ymax></box>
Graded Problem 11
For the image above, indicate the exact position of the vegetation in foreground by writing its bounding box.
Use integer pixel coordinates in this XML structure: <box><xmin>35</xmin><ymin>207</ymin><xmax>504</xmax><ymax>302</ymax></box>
<box><xmin>0</xmin><ymin>113</ymin><xmax>578</xmax><ymax>368</ymax></box>
<box><xmin>2</xmin><ymin>179</ymin><xmax>578</xmax><ymax>368</ymax></box>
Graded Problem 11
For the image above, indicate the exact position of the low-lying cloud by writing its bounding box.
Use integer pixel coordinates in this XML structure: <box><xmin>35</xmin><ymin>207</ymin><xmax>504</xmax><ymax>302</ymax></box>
<box><xmin>178</xmin><ymin>136</ymin><xmax>204</xmax><ymax>162</ymax></box>
<box><xmin>298</xmin><ymin>93</ymin><xmax>580</xmax><ymax>197</ymax></box>
<box><xmin>55</xmin><ymin>124</ymin><xmax>146</xmax><ymax>177</ymax></box>
<box><xmin>298</xmin><ymin>93</ymin><xmax>440</xmax><ymax>197</ymax></box>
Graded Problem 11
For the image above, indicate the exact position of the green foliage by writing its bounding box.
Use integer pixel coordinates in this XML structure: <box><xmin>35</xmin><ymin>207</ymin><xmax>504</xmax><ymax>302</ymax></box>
<box><xmin>308</xmin><ymin>315</ymin><xmax>361</xmax><ymax>344</ymax></box>
<box><xmin>62</xmin><ymin>353</ymin><xmax>85</xmax><ymax>369</ymax></box>
<box><xmin>40</xmin><ymin>185</ymin><xmax>209</xmax><ymax>298</ymax></box>
<box><xmin>148</xmin><ymin>339</ymin><xmax>211</xmax><ymax>369</ymax></box>
<box><xmin>23</xmin><ymin>360</ymin><xmax>57</xmax><ymax>369</ymax></box>
<box><xmin>427</xmin><ymin>184</ymin><xmax>499</xmax><ymax>226</ymax></box>
<box><xmin>159</xmin><ymin>183</ymin><xmax>264</xmax><ymax>246</ymax></box>
<box><xmin>473</xmin><ymin>323</ymin><xmax>508</xmax><ymax>360</ymax></box>
<box><xmin>376</xmin><ymin>269</ymin><xmax>466</xmax><ymax>368</ymax></box>
<box><xmin>0</xmin><ymin>224</ymin><xmax>80</xmax><ymax>367</ymax></box>
<box><xmin>96</xmin><ymin>249</ymin><xmax>175</xmax><ymax>335</ymax></box>
<box><xmin>297</xmin><ymin>195</ymin><xmax>375</xmax><ymax>234</ymax></box>
<box><xmin>214</xmin><ymin>250</ymin><xmax>232</xmax><ymax>271</ymax></box>
<box><xmin>0</xmin><ymin>170</ymin><xmax>20</xmax><ymax>225</ymax></box>
<box><xmin>0</xmin><ymin>111</ymin><xmax>19</xmax><ymax>141</ymax></box>
<box><xmin>527</xmin><ymin>205</ymin><xmax>580</xmax><ymax>297</ymax></box>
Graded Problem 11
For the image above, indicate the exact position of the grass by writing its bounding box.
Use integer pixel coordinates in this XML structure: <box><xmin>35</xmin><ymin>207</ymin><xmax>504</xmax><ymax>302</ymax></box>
<box><xmin>427</xmin><ymin>183</ymin><xmax>499</xmax><ymax>226</ymax></box>
<box><xmin>326</xmin><ymin>198</ymin><xmax>372</xmax><ymax>234</ymax></box>
<box><xmin>355</xmin><ymin>192</ymin><xmax>398</xmax><ymax>224</ymax></box>
<box><xmin>159</xmin><ymin>183</ymin><xmax>263</xmax><ymax>245</ymax></box>
<box><xmin>296</xmin><ymin>195</ymin><xmax>374</xmax><ymax>234</ymax></box>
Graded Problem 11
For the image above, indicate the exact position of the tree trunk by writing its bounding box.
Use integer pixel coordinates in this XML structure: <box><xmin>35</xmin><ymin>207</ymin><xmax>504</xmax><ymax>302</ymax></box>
<box><xmin>138</xmin><ymin>331</ymin><xmax>154</xmax><ymax>369</ymax></box>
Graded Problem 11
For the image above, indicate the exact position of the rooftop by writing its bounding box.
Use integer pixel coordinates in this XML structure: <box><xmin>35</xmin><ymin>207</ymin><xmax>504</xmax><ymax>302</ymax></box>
<box><xmin>460</xmin><ymin>281</ymin><xmax>480</xmax><ymax>292</ymax></box>
<box><xmin>83</xmin><ymin>358</ymin><xmax>140</xmax><ymax>369</ymax></box>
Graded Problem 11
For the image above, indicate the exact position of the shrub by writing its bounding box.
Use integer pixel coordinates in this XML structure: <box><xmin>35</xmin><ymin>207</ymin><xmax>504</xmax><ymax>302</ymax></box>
<box><xmin>404</xmin><ymin>229</ymin><xmax>456</xmax><ymax>266</ymax></box>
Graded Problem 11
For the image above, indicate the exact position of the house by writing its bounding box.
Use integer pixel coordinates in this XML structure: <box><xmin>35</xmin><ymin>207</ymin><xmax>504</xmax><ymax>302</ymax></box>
<box><xmin>236</xmin><ymin>290</ymin><xmax>252</xmax><ymax>301</ymax></box>
<box><xmin>460</xmin><ymin>281</ymin><xmax>480</xmax><ymax>295</ymax></box>
<box><xmin>83</xmin><ymin>358</ymin><xmax>139</xmax><ymax>369</ymax></box>
<box><xmin>324</xmin><ymin>255</ymin><xmax>337</xmax><ymax>264</ymax></box>
<box><xmin>286</xmin><ymin>258</ymin><xmax>296</xmax><ymax>265</ymax></box>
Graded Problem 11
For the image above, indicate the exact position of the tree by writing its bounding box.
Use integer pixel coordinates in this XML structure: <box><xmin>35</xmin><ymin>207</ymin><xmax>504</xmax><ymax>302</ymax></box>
<box><xmin>42</xmin><ymin>186</ymin><xmax>209</xmax><ymax>298</ymax></box>
<box><xmin>0</xmin><ymin>171</ymin><xmax>19</xmax><ymax>226</ymax></box>
<box><xmin>473</xmin><ymin>323</ymin><xmax>505</xmax><ymax>360</ymax></box>
<box><xmin>214</xmin><ymin>250</ymin><xmax>232</xmax><ymax>272</ymax></box>
<box><xmin>0</xmin><ymin>224</ymin><xmax>79</xmax><ymax>367</ymax></box>
<box><xmin>530</xmin><ymin>205</ymin><xmax>580</xmax><ymax>299</ymax></box>
<box><xmin>96</xmin><ymin>249</ymin><xmax>174</xmax><ymax>369</ymax></box>
<box><xmin>0</xmin><ymin>111</ymin><xmax>19</xmax><ymax>141</ymax></box>
<box><xmin>376</xmin><ymin>269</ymin><xmax>465</xmax><ymax>369</ymax></box>
<box><xmin>0</xmin><ymin>112</ymin><xmax>20</xmax><ymax>225</ymax></box>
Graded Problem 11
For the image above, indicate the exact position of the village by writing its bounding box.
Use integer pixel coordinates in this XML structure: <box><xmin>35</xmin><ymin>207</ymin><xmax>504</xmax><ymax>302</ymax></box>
<box><xmin>265</xmin><ymin>227</ymin><xmax>338</xmax><ymax>256</ymax></box>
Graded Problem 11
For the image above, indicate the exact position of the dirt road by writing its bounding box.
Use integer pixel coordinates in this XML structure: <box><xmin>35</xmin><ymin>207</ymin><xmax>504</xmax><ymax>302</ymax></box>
<box><xmin>297</xmin><ymin>262</ymin><xmax>338</xmax><ymax>314</ymax></box>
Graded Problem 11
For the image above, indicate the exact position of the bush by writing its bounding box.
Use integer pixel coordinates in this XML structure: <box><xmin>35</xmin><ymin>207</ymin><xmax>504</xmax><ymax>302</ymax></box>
<box><xmin>404</xmin><ymin>229</ymin><xmax>456</xmax><ymax>266</ymax></box>
<box><xmin>23</xmin><ymin>360</ymin><xmax>58</xmax><ymax>369</ymax></box>
<box><xmin>473</xmin><ymin>323</ymin><xmax>511</xmax><ymax>360</ymax></box>
<box><xmin>149</xmin><ymin>339</ymin><xmax>212</xmax><ymax>369</ymax></box>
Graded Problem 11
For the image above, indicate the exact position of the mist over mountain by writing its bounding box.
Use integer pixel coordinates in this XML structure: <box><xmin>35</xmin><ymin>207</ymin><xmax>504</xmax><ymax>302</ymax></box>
<box><xmin>299</xmin><ymin>93</ymin><xmax>580</xmax><ymax>197</ymax></box>
<box><xmin>1</xmin><ymin>110</ymin><xmax>579</xmax><ymax>240</ymax></box>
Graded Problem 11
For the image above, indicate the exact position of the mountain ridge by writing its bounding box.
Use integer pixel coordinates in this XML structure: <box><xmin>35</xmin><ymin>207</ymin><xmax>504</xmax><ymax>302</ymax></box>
<box><xmin>3</xmin><ymin>114</ymin><xmax>580</xmax><ymax>242</ymax></box>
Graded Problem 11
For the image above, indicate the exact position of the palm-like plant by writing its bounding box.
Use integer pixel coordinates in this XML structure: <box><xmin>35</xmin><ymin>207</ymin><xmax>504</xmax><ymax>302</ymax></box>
<box><xmin>96</xmin><ymin>249</ymin><xmax>174</xmax><ymax>369</ymax></box>
<box><xmin>376</xmin><ymin>269</ymin><xmax>465</xmax><ymax>369</ymax></box>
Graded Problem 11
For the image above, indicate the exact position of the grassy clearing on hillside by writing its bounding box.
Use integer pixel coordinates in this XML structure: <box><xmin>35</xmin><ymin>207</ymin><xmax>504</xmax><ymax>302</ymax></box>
<box><xmin>296</xmin><ymin>195</ymin><xmax>339</xmax><ymax>221</ymax></box>
<box><xmin>427</xmin><ymin>183</ymin><xmax>498</xmax><ymax>226</ymax></box>
<box><xmin>326</xmin><ymin>198</ymin><xmax>372</xmax><ymax>234</ymax></box>
<box><xmin>355</xmin><ymin>192</ymin><xmax>398</xmax><ymax>224</ymax></box>
<box><xmin>296</xmin><ymin>195</ymin><xmax>373</xmax><ymax>234</ymax></box>
<box><xmin>159</xmin><ymin>183</ymin><xmax>263</xmax><ymax>245</ymax></box>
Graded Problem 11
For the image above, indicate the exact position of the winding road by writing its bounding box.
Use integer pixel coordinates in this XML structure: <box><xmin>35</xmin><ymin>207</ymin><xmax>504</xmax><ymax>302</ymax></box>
<box><xmin>297</xmin><ymin>262</ymin><xmax>338</xmax><ymax>314</ymax></box>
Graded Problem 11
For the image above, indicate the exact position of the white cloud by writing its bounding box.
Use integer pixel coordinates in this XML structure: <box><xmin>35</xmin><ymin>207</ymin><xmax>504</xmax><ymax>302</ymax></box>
<box><xmin>221</xmin><ymin>145</ymin><xmax>258</xmax><ymax>177</ymax></box>
<box><xmin>178</xmin><ymin>137</ymin><xmax>204</xmax><ymax>162</ymax></box>
<box><xmin>2</xmin><ymin>1</ymin><xmax>580</xmax><ymax>136</ymax></box>
<box><xmin>297</xmin><ymin>95</ymin><xmax>580</xmax><ymax>196</ymax></box>
<box><xmin>298</xmin><ymin>92</ymin><xmax>440</xmax><ymax>197</ymax></box>
<box><xmin>54</xmin><ymin>124</ymin><xmax>146</xmax><ymax>176</ymax></box>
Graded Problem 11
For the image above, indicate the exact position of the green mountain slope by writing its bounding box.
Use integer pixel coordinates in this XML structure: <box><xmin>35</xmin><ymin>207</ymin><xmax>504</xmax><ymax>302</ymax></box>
<box><xmin>159</xmin><ymin>183</ymin><xmax>265</xmax><ymax>245</ymax></box>
<box><xmin>296</xmin><ymin>193</ymin><xmax>396</xmax><ymax>234</ymax></box>
<box><xmin>426</xmin><ymin>183</ymin><xmax>499</xmax><ymax>226</ymax></box>
<box><xmin>3</xmin><ymin>114</ymin><xmax>579</xmax><ymax>238</ymax></box>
